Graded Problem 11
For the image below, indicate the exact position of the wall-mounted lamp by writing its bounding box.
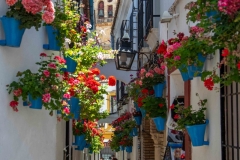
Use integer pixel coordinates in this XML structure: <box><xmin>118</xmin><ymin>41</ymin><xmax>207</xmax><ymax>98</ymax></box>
<box><xmin>114</xmin><ymin>40</ymin><xmax>137</xmax><ymax>71</ymax></box>
<box><xmin>161</xmin><ymin>11</ymin><xmax>179</xmax><ymax>23</ymax></box>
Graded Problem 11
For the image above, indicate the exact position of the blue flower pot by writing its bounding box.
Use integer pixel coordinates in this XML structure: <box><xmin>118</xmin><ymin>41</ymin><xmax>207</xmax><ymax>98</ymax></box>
<box><xmin>29</xmin><ymin>94</ymin><xmax>42</xmax><ymax>109</ymax></box>
<box><xmin>134</xmin><ymin>116</ymin><xmax>142</xmax><ymax>125</ymax></box>
<box><xmin>139</xmin><ymin>108</ymin><xmax>146</xmax><ymax>118</ymax></box>
<box><xmin>57</xmin><ymin>110</ymin><xmax>61</xmax><ymax>114</ymax></box>
<box><xmin>89</xmin><ymin>149</ymin><xmax>93</xmax><ymax>154</ymax></box>
<box><xmin>130</xmin><ymin>127</ymin><xmax>138</xmax><ymax>137</ymax></box>
<box><xmin>43</xmin><ymin>25</ymin><xmax>60</xmax><ymax>51</ymax></box>
<box><xmin>188</xmin><ymin>54</ymin><xmax>206</xmax><ymax>79</ymax></box>
<box><xmin>0</xmin><ymin>16</ymin><xmax>25</xmax><ymax>47</ymax></box>
<box><xmin>126</xmin><ymin>146</ymin><xmax>132</xmax><ymax>153</ymax></box>
<box><xmin>168</xmin><ymin>142</ymin><xmax>183</xmax><ymax>148</ymax></box>
<box><xmin>134</xmin><ymin>102</ymin><xmax>140</xmax><ymax>112</ymax></box>
<box><xmin>64</xmin><ymin>56</ymin><xmax>77</xmax><ymax>73</ymax></box>
<box><xmin>152</xmin><ymin>116</ymin><xmax>166</xmax><ymax>131</ymax></box>
<box><xmin>178</xmin><ymin>65</ymin><xmax>193</xmax><ymax>82</ymax></box>
<box><xmin>23</xmin><ymin>101</ymin><xmax>28</xmax><ymax>106</ymax></box>
<box><xmin>120</xmin><ymin>146</ymin><xmax>125</xmax><ymax>151</ymax></box>
<box><xmin>153</xmin><ymin>81</ymin><xmax>166</xmax><ymax>97</ymax></box>
<box><xmin>73</xmin><ymin>135</ymin><xmax>85</xmax><ymax>146</ymax></box>
<box><xmin>85</xmin><ymin>143</ymin><xmax>90</xmax><ymax>148</ymax></box>
<box><xmin>70</xmin><ymin>97</ymin><xmax>81</xmax><ymax>119</ymax></box>
<box><xmin>186</xmin><ymin>119</ymin><xmax>209</xmax><ymax>146</ymax></box>
<box><xmin>206</xmin><ymin>10</ymin><xmax>220</xmax><ymax>22</ymax></box>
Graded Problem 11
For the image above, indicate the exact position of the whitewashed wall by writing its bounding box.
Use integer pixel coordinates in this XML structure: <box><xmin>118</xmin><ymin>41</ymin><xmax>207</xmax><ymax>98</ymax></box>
<box><xmin>0</xmin><ymin>1</ymin><xmax>65</xmax><ymax>160</ymax></box>
<box><xmin>161</xmin><ymin>0</ymin><xmax>222</xmax><ymax>159</ymax></box>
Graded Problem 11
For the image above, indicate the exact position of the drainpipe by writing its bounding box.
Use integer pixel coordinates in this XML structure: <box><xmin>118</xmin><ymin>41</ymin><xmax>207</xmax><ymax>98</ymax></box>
<box><xmin>88</xmin><ymin>0</ymin><xmax>94</xmax><ymax>30</ymax></box>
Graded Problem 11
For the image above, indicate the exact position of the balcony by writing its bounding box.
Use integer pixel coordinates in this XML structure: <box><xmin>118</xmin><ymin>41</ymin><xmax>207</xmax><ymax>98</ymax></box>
<box><xmin>97</xmin><ymin>17</ymin><xmax>114</xmax><ymax>24</ymax></box>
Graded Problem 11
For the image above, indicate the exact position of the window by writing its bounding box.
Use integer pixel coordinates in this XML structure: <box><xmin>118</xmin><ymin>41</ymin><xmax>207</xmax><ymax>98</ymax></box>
<box><xmin>108</xmin><ymin>0</ymin><xmax>112</xmax><ymax>2</ymax></box>
<box><xmin>108</xmin><ymin>5</ymin><xmax>113</xmax><ymax>17</ymax></box>
<box><xmin>98</xmin><ymin>1</ymin><xmax>104</xmax><ymax>18</ymax></box>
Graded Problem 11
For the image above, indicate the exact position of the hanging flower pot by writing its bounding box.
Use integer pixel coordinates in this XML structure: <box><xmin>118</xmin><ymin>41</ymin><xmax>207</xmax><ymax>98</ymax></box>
<box><xmin>126</xmin><ymin>146</ymin><xmax>132</xmax><ymax>153</ymax></box>
<box><xmin>64</xmin><ymin>56</ymin><xmax>77</xmax><ymax>73</ymax></box>
<box><xmin>139</xmin><ymin>108</ymin><xmax>146</xmax><ymax>118</ymax></box>
<box><xmin>134</xmin><ymin>102</ymin><xmax>140</xmax><ymax>112</ymax></box>
<box><xmin>29</xmin><ymin>94</ymin><xmax>42</xmax><ymax>109</ymax></box>
<box><xmin>188</xmin><ymin>54</ymin><xmax>206</xmax><ymax>79</ymax></box>
<box><xmin>23</xmin><ymin>101</ymin><xmax>28</xmax><ymax>106</ymax></box>
<box><xmin>152</xmin><ymin>116</ymin><xmax>166</xmax><ymax>131</ymax></box>
<box><xmin>85</xmin><ymin>143</ymin><xmax>90</xmax><ymax>149</ymax></box>
<box><xmin>0</xmin><ymin>16</ymin><xmax>25</xmax><ymax>47</ymax></box>
<box><xmin>73</xmin><ymin>134</ymin><xmax>85</xmax><ymax>146</ymax></box>
<box><xmin>153</xmin><ymin>81</ymin><xmax>166</xmax><ymax>97</ymax></box>
<box><xmin>120</xmin><ymin>146</ymin><xmax>125</xmax><ymax>151</ymax></box>
<box><xmin>69</xmin><ymin>97</ymin><xmax>81</xmax><ymax>119</ymax></box>
<box><xmin>186</xmin><ymin>119</ymin><xmax>209</xmax><ymax>146</ymax></box>
<box><xmin>206</xmin><ymin>10</ymin><xmax>220</xmax><ymax>22</ymax></box>
<box><xmin>134</xmin><ymin>116</ymin><xmax>142</xmax><ymax>125</ymax></box>
<box><xmin>130</xmin><ymin>127</ymin><xmax>138</xmax><ymax>137</ymax></box>
<box><xmin>43</xmin><ymin>25</ymin><xmax>60</xmax><ymax>51</ymax></box>
<box><xmin>178</xmin><ymin>65</ymin><xmax>193</xmax><ymax>82</ymax></box>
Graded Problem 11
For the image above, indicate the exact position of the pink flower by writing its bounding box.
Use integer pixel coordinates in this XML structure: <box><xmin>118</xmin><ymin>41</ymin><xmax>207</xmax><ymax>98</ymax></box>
<box><xmin>161</xmin><ymin>65</ymin><xmax>166</xmax><ymax>71</ymax></box>
<box><xmin>172</xmin><ymin>43</ymin><xmax>181</xmax><ymax>51</ymax></box>
<box><xmin>54</xmin><ymin>56</ymin><xmax>66</xmax><ymax>64</ymax></box>
<box><xmin>42</xmin><ymin>93</ymin><xmax>51</xmax><ymax>103</ymax></box>
<box><xmin>6</xmin><ymin>0</ymin><xmax>17</xmax><ymax>6</ymax></box>
<box><xmin>13</xmin><ymin>88</ymin><xmax>22</xmax><ymax>97</ymax></box>
<box><xmin>145</xmin><ymin>72</ymin><xmax>154</xmax><ymax>78</ymax></box>
<box><xmin>167</xmin><ymin>45</ymin><xmax>174</xmax><ymax>53</ymax></box>
<box><xmin>174</xmin><ymin>56</ymin><xmax>181</xmax><ymax>60</ymax></box>
<box><xmin>63</xmin><ymin>93</ymin><xmax>71</xmax><ymax>99</ymax></box>
<box><xmin>148</xmin><ymin>69</ymin><xmax>154</xmax><ymax>74</ymax></box>
<box><xmin>48</xmin><ymin>63</ymin><xmax>56</xmax><ymax>69</ymax></box>
<box><xmin>43</xmin><ymin>70</ymin><xmax>50</xmax><ymax>77</ymax></box>
<box><xmin>42</xmin><ymin>11</ymin><xmax>55</xmax><ymax>24</ymax></box>
<box><xmin>63</xmin><ymin>107</ymin><xmax>70</xmax><ymax>114</ymax></box>
<box><xmin>140</xmin><ymin>68</ymin><xmax>146</xmax><ymax>75</ymax></box>
<box><xmin>55</xmin><ymin>73</ymin><xmax>61</xmax><ymax>77</ymax></box>
<box><xmin>40</xmin><ymin>53</ymin><xmax>47</xmax><ymax>57</ymax></box>
<box><xmin>154</xmin><ymin>67</ymin><xmax>164</xmax><ymax>74</ymax></box>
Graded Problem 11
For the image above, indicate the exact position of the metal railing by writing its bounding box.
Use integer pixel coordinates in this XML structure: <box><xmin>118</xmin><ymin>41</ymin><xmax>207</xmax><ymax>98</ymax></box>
<box><xmin>137</xmin><ymin>0</ymin><xmax>144</xmax><ymax>51</ymax></box>
<box><xmin>221</xmin><ymin>48</ymin><xmax>240</xmax><ymax>160</ymax></box>
<box><xmin>97</xmin><ymin>18</ymin><xmax>113</xmax><ymax>24</ymax></box>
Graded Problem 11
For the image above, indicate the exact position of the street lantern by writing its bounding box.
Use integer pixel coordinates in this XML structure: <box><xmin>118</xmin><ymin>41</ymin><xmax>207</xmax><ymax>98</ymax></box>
<box><xmin>114</xmin><ymin>40</ymin><xmax>136</xmax><ymax>71</ymax></box>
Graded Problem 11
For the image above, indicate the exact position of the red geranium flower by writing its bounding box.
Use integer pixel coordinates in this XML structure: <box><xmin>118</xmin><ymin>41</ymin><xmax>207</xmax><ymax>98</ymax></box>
<box><xmin>100</xmin><ymin>75</ymin><xmax>106</xmax><ymax>80</ymax></box>
<box><xmin>174</xmin><ymin>114</ymin><xmax>180</xmax><ymax>119</ymax></box>
<box><xmin>237</xmin><ymin>62</ymin><xmax>240</xmax><ymax>70</ymax></box>
<box><xmin>222</xmin><ymin>48</ymin><xmax>229</xmax><ymax>57</ymax></box>
<box><xmin>157</xmin><ymin>40</ymin><xmax>167</xmax><ymax>54</ymax></box>
<box><xmin>91</xmin><ymin>68</ymin><xmax>100</xmax><ymax>75</ymax></box>
<box><xmin>108</xmin><ymin>76</ymin><xmax>116</xmax><ymax>86</ymax></box>
<box><xmin>159</xmin><ymin>103</ymin><xmax>164</xmax><ymax>108</ymax></box>
<box><xmin>40</xmin><ymin>52</ymin><xmax>47</xmax><ymax>57</ymax></box>
<box><xmin>141</xmin><ymin>88</ymin><xmax>149</xmax><ymax>94</ymax></box>
<box><xmin>204</xmin><ymin>78</ymin><xmax>214</xmax><ymax>90</ymax></box>
<box><xmin>10</xmin><ymin>101</ymin><xmax>18</xmax><ymax>107</ymax></box>
<box><xmin>169</xmin><ymin>104</ymin><xmax>174</xmax><ymax>109</ymax></box>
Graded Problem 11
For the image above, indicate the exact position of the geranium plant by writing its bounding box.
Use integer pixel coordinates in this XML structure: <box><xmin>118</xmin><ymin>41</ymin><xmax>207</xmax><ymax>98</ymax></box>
<box><xmin>7</xmin><ymin>53</ymin><xmax>65</xmax><ymax>113</ymax></box>
<box><xmin>173</xmin><ymin>93</ymin><xmax>207</xmax><ymax>130</ymax></box>
<box><xmin>5</xmin><ymin>0</ymin><xmax>55</xmax><ymax>30</ymax></box>
<box><xmin>139</xmin><ymin>65</ymin><xmax>165</xmax><ymax>88</ymax></box>
<box><xmin>142</xmin><ymin>96</ymin><xmax>167</xmax><ymax>118</ymax></box>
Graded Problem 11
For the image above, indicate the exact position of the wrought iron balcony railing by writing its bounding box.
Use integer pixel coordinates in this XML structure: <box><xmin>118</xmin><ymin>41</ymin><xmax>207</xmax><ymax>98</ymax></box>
<box><xmin>97</xmin><ymin>17</ymin><xmax>113</xmax><ymax>24</ymax></box>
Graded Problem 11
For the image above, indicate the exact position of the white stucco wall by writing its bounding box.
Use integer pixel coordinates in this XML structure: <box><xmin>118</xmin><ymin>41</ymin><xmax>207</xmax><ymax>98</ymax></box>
<box><xmin>0</xmin><ymin>2</ymin><xmax>65</xmax><ymax>160</ymax></box>
<box><xmin>161</xmin><ymin>0</ymin><xmax>222</xmax><ymax>159</ymax></box>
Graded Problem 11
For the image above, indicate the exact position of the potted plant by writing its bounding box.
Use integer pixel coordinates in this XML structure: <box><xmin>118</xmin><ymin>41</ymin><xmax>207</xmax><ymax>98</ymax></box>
<box><xmin>174</xmin><ymin>94</ymin><xmax>208</xmax><ymax>146</ymax></box>
<box><xmin>119</xmin><ymin>136</ymin><xmax>133</xmax><ymax>153</ymax></box>
<box><xmin>142</xmin><ymin>96</ymin><xmax>167</xmax><ymax>131</ymax></box>
<box><xmin>132</xmin><ymin>108</ymin><xmax>142</xmax><ymax>125</ymax></box>
<box><xmin>72</xmin><ymin>120</ymin><xmax>87</xmax><ymax>150</ymax></box>
<box><xmin>139</xmin><ymin>67</ymin><xmax>165</xmax><ymax>97</ymax></box>
<box><xmin>7</xmin><ymin>53</ymin><xmax>66</xmax><ymax>113</ymax></box>
<box><xmin>122</xmin><ymin>120</ymin><xmax>138</xmax><ymax>137</ymax></box>
<box><xmin>1</xmin><ymin>0</ymin><xmax>54</xmax><ymax>47</ymax></box>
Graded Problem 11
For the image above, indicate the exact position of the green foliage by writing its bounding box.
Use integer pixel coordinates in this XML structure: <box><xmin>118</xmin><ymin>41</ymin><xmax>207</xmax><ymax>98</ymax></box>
<box><xmin>142</xmin><ymin>96</ymin><xmax>167</xmax><ymax>118</ymax></box>
<box><xmin>174</xmin><ymin>94</ymin><xmax>207</xmax><ymax>130</ymax></box>
<box><xmin>126</xmin><ymin>81</ymin><xmax>140</xmax><ymax>102</ymax></box>
<box><xmin>6</xmin><ymin>1</ymin><xmax>42</xmax><ymax>30</ymax></box>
